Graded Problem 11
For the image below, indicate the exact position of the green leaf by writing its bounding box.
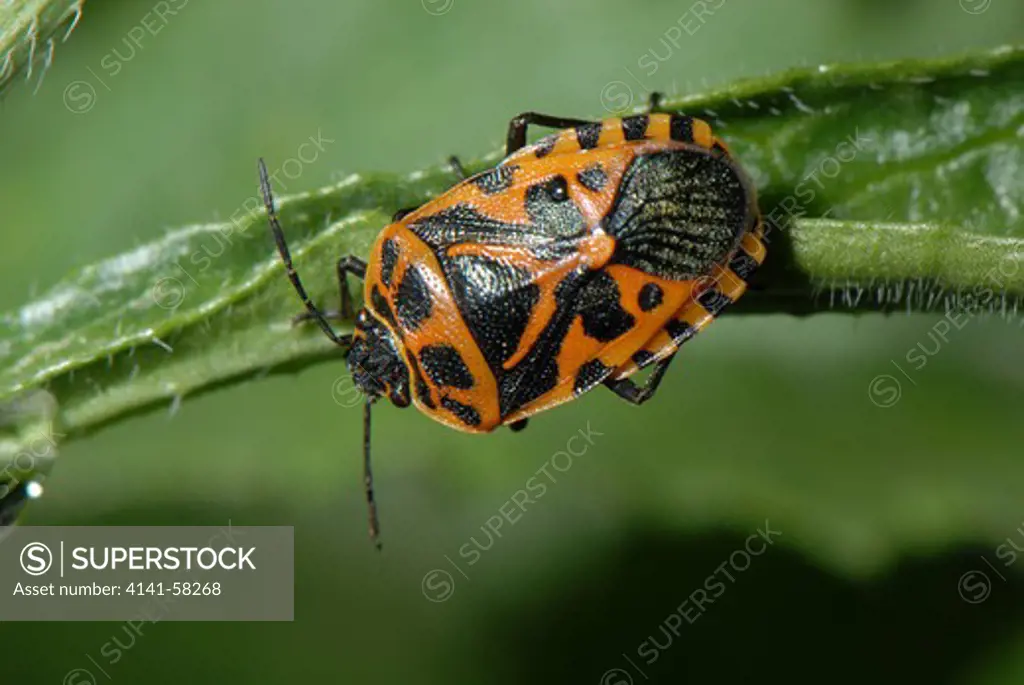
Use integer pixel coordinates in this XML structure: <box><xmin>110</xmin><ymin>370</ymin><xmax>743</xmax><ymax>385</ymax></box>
<box><xmin>0</xmin><ymin>0</ymin><xmax>83</xmax><ymax>98</ymax></box>
<box><xmin>2</xmin><ymin>45</ymin><xmax>1023</xmax><ymax>469</ymax></box>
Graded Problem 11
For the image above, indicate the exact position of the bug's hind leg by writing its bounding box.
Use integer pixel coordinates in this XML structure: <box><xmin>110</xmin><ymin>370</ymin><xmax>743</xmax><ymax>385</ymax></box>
<box><xmin>603</xmin><ymin>355</ymin><xmax>675</xmax><ymax>406</ymax></box>
<box><xmin>505</xmin><ymin>112</ymin><xmax>595</xmax><ymax>156</ymax></box>
<box><xmin>292</xmin><ymin>255</ymin><xmax>367</xmax><ymax>325</ymax></box>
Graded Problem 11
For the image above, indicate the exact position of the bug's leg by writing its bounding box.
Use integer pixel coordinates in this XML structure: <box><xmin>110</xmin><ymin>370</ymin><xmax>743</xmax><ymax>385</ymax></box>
<box><xmin>505</xmin><ymin>112</ymin><xmax>595</xmax><ymax>156</ymax></box>
<box><xmin>509</xmin><ymin>418</ymin><xmax>529</xmax><ymax>432</ymax></box>
<box><xmin>364</xmin><ymin>397</ymin><xmax>382</xmax><ymax>550</ymax></box>
<box><xmin>603</xmin><ymin>355</ymin><xmax>675</xmax><ymax>405</ymax></box>
<box><xmin>447</xmin><ymin>155</ymin><xmax>468</xmax><ymax>181</ymax></box>
<box><xmin>647</xmin><ymin>91</ymin><xmax>664</xmax><ymax>112</ymax></box>
<box><xmin>260</xmin><ymin>159</ymin><xmax>352</xmax><ymax>347</ymax></box>
<box><xmin>336</xmin><ymin>256</ymin><xmax>367</xmax><ymax>320</ymax></box>
<box><xmin>291</xmin><ymin>255</ymin><xmax>367</xmax><ymax>325</ymax></box>
<box><xmin>394</xmin><ymin>156</ymin><xmax>468</xmax><ymax>223</ymax></box>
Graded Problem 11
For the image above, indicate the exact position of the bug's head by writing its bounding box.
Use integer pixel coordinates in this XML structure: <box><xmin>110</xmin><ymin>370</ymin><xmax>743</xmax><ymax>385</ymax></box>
<box><xmin>346</xmin><ymin>309</ymin><xmax>411</xmax><ymax>409</ymax></box>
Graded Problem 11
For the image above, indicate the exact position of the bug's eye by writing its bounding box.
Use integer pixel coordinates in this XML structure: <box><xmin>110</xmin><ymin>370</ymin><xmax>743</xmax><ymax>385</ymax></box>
<box><xmin>546</xmin><ymin>176</ymin><xmax>569</xmax><ymax>202</ymax></box>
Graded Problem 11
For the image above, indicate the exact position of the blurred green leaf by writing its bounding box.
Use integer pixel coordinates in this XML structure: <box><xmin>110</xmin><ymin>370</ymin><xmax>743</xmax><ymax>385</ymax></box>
<box><xmin>1</xmin><ymin>45</ymin><xmax>1023</xmax><ymax>467</ymax></box>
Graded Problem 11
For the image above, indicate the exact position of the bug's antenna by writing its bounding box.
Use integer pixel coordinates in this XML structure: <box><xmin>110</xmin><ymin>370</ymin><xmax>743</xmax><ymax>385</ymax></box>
<box><xmin>258</xmin><ymin>158</ymin><xmax>350</xmax><ymax>348</ymax></box>
<box><xmin>364</xmin><ymin>397</ymin><xmax>382</xmax><ymax>550</ymax></box>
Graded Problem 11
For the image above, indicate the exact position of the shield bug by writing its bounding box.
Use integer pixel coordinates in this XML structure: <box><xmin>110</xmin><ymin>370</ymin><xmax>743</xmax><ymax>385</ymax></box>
<box><xmin>259</xmin><ymin>94</ymin><xmax>765</xmax><ymax>547</ymax></box>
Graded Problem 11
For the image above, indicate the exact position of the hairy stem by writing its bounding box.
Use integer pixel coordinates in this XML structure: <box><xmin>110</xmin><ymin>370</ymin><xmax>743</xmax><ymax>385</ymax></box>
<box><xmin>0</xmin><ymin>0</ymin><xmax>83</xmax><ymax>97</ymax></box>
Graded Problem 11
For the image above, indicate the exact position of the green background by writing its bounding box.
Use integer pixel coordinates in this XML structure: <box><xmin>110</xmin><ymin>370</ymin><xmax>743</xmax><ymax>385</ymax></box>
<box><xmin>2</xmin><ymin>0</ymin><xmax>1024</xmax><ymax>682</ymax></box>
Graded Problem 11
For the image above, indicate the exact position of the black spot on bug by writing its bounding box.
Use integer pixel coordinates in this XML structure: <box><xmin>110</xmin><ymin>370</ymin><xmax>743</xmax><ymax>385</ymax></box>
<box><xmin>729</xmin><ymin>246</ymin><xmax>759</xmax><ymax>280</ymax></box>
<box><xmin>575</xmin><ymin>122</ymin><xmax>602</xmax><ymax>150</ymax></box>
<box><xmin>631</xmin><ymin>349</ymin><xmax>655</xmax><ymax>368</ymax></box>
<box><xmin>534</xmin><ymin>134</ymin><xmax>557</xmax><ymax>158</ymax></box>
<box><xmin>669</xmin><ymin>115</ymin><xmax>694</xmax><ymax>143</ymax></box>
<box><xmin>415</xmin><ymin>378</ymin><xmax>434</xmax><ymax>408</ymax></box>
<box><xmin>395</xmin><ymin>267</ymin><xmax>432</xmax><ymax>330</ymax></box>
<box><xmin>500</xmin><ymin>355</ymin><xmax>559</xmax><ymax>420</ymax></box>
<box><xmin>441</xmin><ymin>397</ymin><xmax>481</xmax><ymax>427</ymax></box>
<box><xmin>419</xmin><ymin>344</ymin><xmax>474</xmax><ymax>390</ymax></box>
<box><xmin>497</xmin><ymin>271</ymin><xmax>587</xmax><ymax>418</ymax></box>
<box><xmin>370</xmin><ymin>286</ymin><xmax>397</xmax><ymax>329</ymax></box>
<box><xmin>638</xmin><ymin>283</ymin><xmax>664</xmax><ymax>312</ymax></box>
<box><xmin>576</xmin><ymin>164</ymin><xmax>608</xmax><ymax>192</ymax></box>
<box><xmin>666</xmin><ymin>319</ymin><xmax>696</xmax><ymax>345</ymax></box>
<box><xmin>545</xmin><ymin>176</ymin><xmax>569</xmax><ymax>202</ymax></box>
<box><xmin>698</xmin><ymin>288</ymin><xmax>731</xmax><ymax>316</ymax></box>
<box><xmin>509</xmin><ymin>418</ymin><xmax>529</xmax><ymax>432</ymax></box>
<box><xmin>525</xmin><ymin>176</ymin><xmax>584</xmax><ymax>238</ymax></box>
<box><xmin>472</xmin><ymin>165</ymin><xmax>518</xmax><ymax>195</ymax></box>
<box><xmin>577</xmin><ymin>272</ymin><xmax>636</xmax><ymax>342</ymax></box>
<box><xmin>574</xmin><ymin>359</ymin><xmax>612</xmax><ymax>396</ymax></box>
<box><xmin>622</xmin><ymin>114</ymin><xmax>649</xmax><ymax>141</ymax></box>
<box><xmin>443</xmin><ymin>255</ymin><xmax>540</xmax><ymax>372</ymax></box>
<box><xmin>407</xmin><ymin>353</ymin><xmax>436</xmax><ymax>409</ymax></box>
<box><xmin>380</xmin><ymin>239</ymin><xmax>399</xmax><ymax>288</ymax></box>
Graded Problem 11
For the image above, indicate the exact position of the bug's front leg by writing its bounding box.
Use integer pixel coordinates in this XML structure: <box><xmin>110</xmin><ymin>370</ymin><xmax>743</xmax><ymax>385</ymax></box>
<box><xmin>293</xmin><ymin>255</ymin><xmax>367</xmax><ymax>325</ymax></box>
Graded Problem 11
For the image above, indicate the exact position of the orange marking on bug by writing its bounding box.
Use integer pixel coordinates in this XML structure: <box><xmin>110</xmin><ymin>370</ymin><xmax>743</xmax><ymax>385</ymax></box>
<box><xmin>550</xmin><ymin>129</ymin><xmax>583</xmax><ymax>156</ymax></box>
<box><xmin>646</xmin><ymin>114</ymin><xmax>672</xmax><ymax>141</ymax></box>
<box><xmin>493</xmin><ymin>232</ymin><xmax>611</xmax><ymax>372</ymax></box>
<box><xmin>692</xmin><ymin>119</ymin><xmax>713</xmax><ymax>149</ymax></box>
<box><xmin>679</xmin><ymin>300</ymin><xmax>714</xmax><ymax>331</ymax></box>
<box><xmin>643</xmin><ymin>329</ymin><xmax>674</xmax><ymax>355</ymax></box>
<box><xmin>366</xmin><ymin>225</ymin><xmax>502</xmax><ymax>432</ymax></box>
<box><xmin>579</xmin><ymin>232</ymin><xmax>615</xmax><ymax>269</ymax></box>
<box><xmin>592</xmin><ymin>269</ymin><xmax>697</xmax><ymax>371</ymax></box>
<box><xmin>712</xmin><ymin>136</ymin><xmax>732</xmax><ymax>155</ymax></box>
<box><xmin>597</xmin><ymin>118</ymin><xmax>626</xmax><ymax>147</ymax></box>
<box><xmin>710</xmin><ymin>264</ymin><xmax>747</xmax><ymax>301</ymax></box>
<box><xmin>742</xmin><ymin>230</ymin><xmax>767</xmax><ymax>261</ymax></box>
<box><xmin>506</xmin><ymin>267</ymin><xmax>696</xmax><ymax>423</ymax></box>
<box><xmin>420</xmin><ymin>145</ymin><xmax>638</xmax><ymax>230</ymax></box>
<box><xmin>500</xmin><ymin>258</ymin><xmax>580</xmax><ymax>371</ymax></box>
<box><xmin>608</xmin><ymin>328</ymin><xmax>677</xmax><ymax>380</ymax></box>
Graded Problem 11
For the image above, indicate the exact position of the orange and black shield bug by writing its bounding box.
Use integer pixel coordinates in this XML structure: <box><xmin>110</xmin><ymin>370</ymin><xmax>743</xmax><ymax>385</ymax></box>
<box><xmin>259</xmin><ymin>93</ymin><xmax>766</xmax><ymax>548</ymax></box>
